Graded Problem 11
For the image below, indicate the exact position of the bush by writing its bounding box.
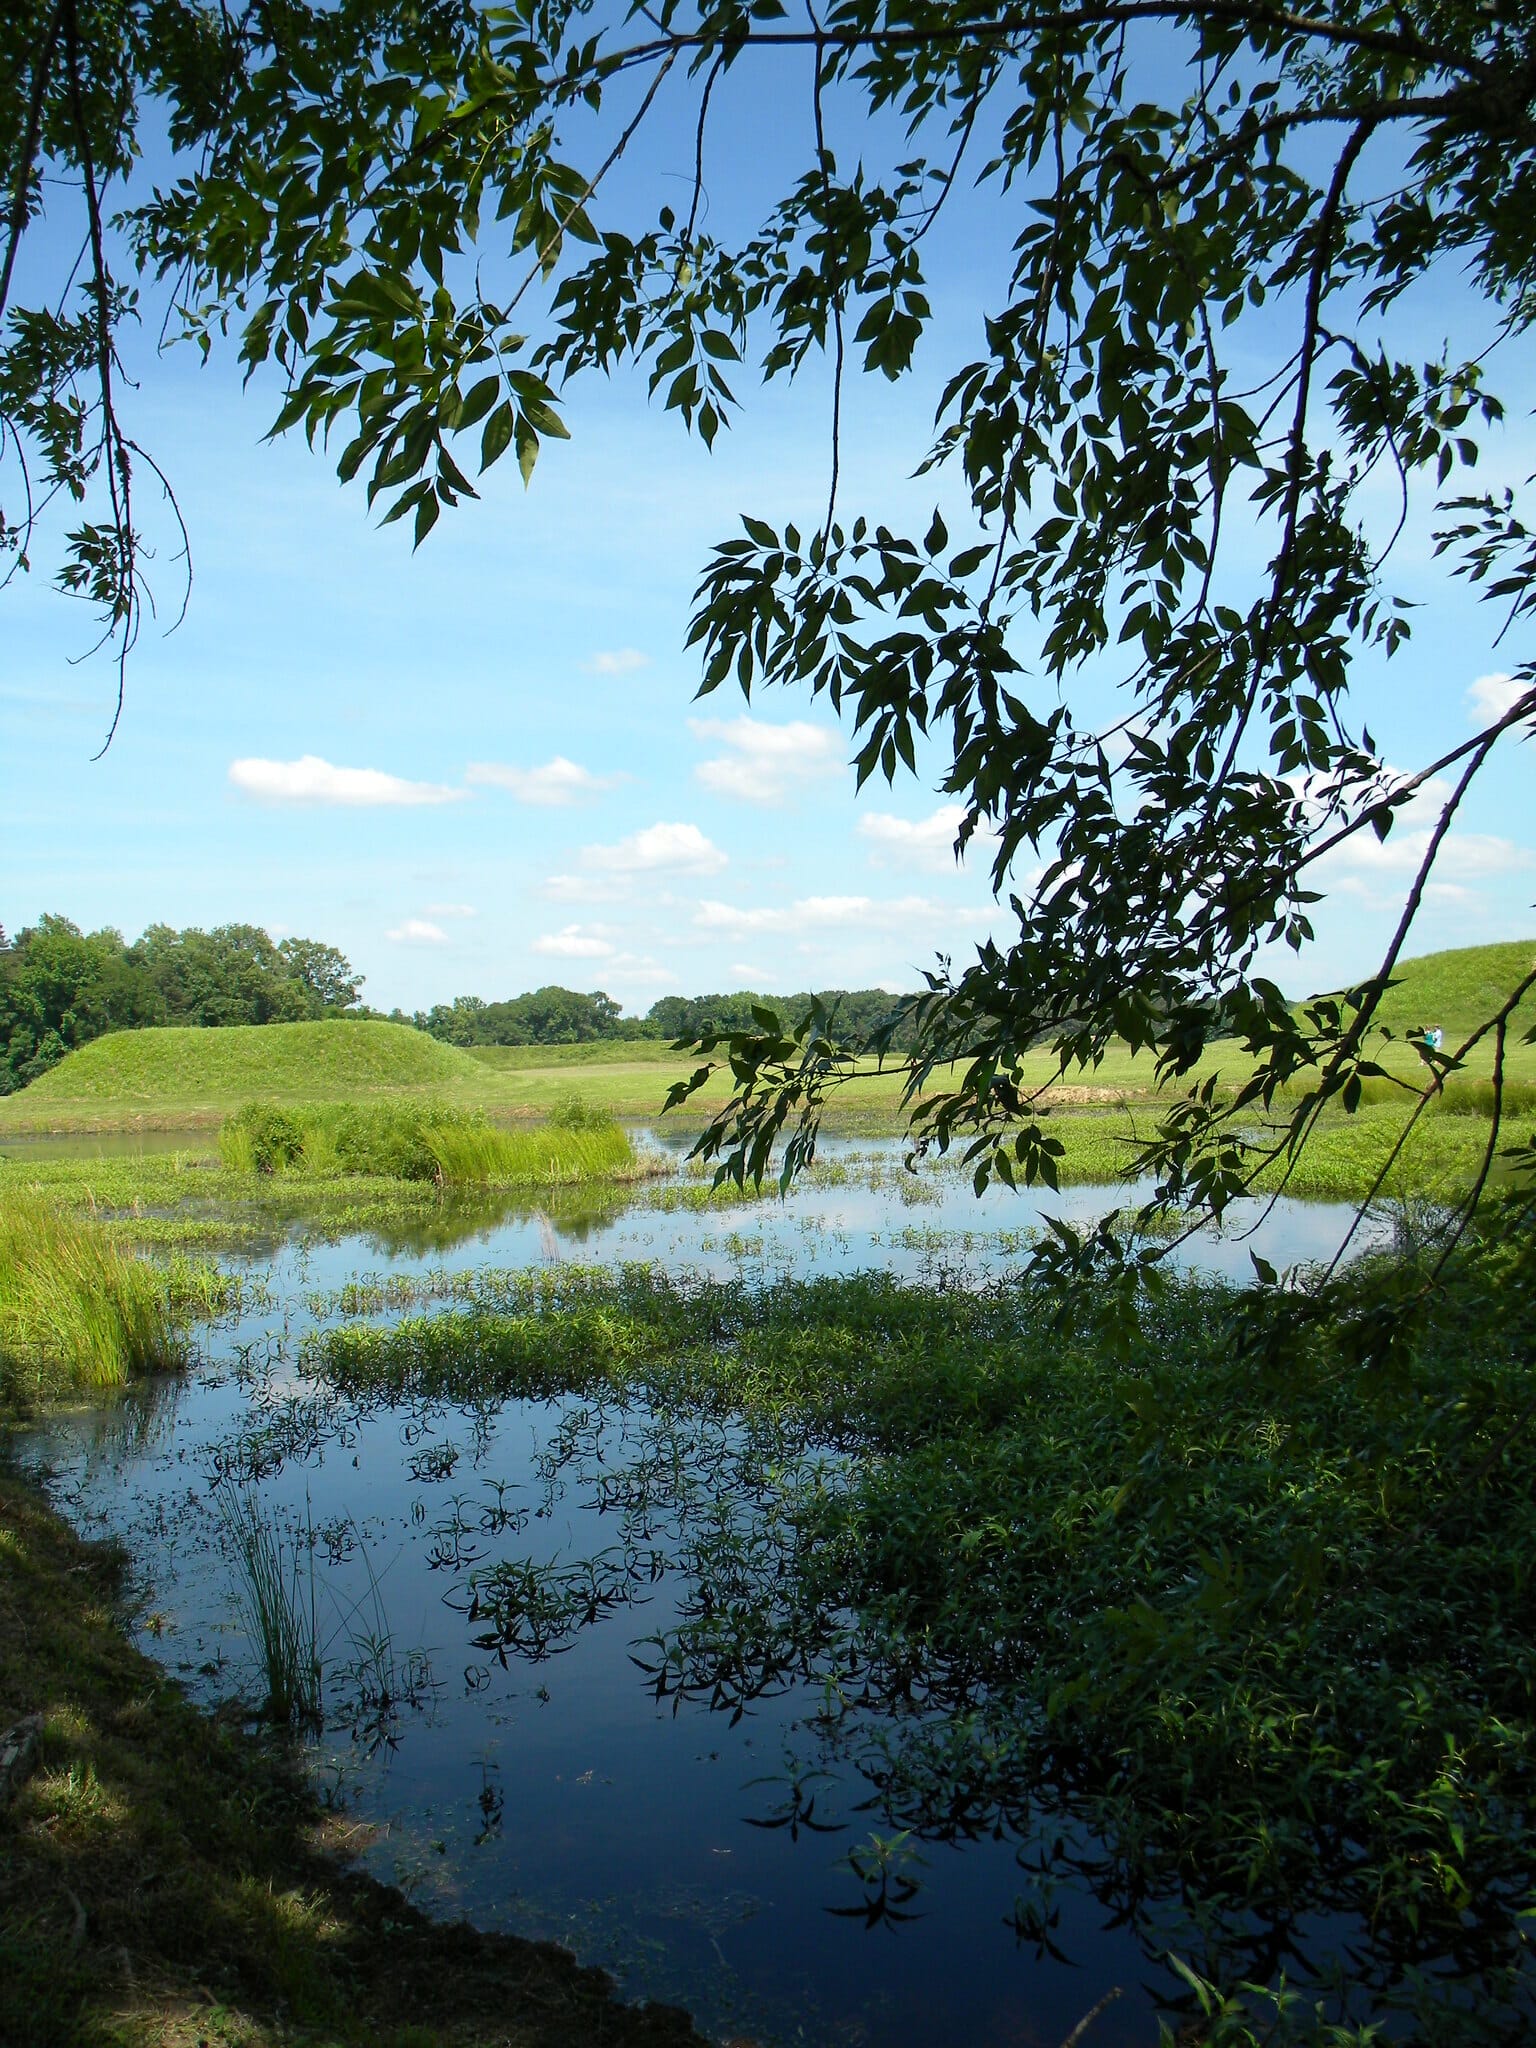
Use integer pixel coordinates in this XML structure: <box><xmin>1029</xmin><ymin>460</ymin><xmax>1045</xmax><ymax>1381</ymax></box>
<box><xmin>220</xmin><ymin>1102</ymin><xmax>306</xmax><ymax>1173</ymax></box>
<box><xmin>217</xmin><ymin>1098</ymin><xmax>635</xmax><ymax>1186</ymax></box>
<box><xmin>548</xmin><ymin>1090</ymin><xmax>617</xmax><ymax>1132</ymax></box>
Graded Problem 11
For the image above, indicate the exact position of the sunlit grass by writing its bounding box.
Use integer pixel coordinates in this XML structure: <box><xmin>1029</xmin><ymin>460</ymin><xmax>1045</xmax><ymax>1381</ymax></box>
<box><xmin>0</xmin><ymin>1190</ymin><xmax>182</xmax><ymax>1398</ymax></box>
<box><xmin>218</xmin><ymin>1098</ymin><xmax>637</xmax><ymax>1186</ymax></box>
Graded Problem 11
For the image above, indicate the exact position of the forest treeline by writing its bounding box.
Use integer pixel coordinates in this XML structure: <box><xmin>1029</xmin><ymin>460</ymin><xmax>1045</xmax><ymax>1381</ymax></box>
<box><xmin>0</xmin><ymin>915</ymin><xmax>915</xmax><ymax>1092</ymax></box>
<box><xmin>412</xmin><ymin>986</ymin><xmax>918</xmax><ymax>1050</ymax></box>
<box><xmin>0</xmin><ymin>916</ymin><xmax>364</xmax><ymax>1093</ymax></box>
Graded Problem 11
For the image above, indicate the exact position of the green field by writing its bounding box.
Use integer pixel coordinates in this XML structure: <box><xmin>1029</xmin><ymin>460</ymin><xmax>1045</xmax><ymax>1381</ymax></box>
<box><xmin>466</xmin><ymin>1039</ymin><xmax>688</xmax><ymax>1069</ymax></box>
<box><xmin>1</xmin><ymin>941</ymin><xmax>1531</xmax><ymax>1137</ymax></box>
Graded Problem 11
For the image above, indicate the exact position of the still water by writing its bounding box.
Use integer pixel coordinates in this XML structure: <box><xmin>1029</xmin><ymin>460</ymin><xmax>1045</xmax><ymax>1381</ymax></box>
<box><xmin>20</xmin><ymin>1144</ymin><xmax>1394</xmax><ymax>2047</ymax></box>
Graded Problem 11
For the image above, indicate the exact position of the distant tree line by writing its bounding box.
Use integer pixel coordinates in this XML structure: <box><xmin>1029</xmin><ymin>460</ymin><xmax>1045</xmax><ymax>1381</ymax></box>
<box><xmin>408</xmin><ymin>987</ymin><xmax>646</xmax><ymax>1046</ymax></box>
<box><xmin>0</xmin><ymin>911</ymin><xmax>919</xmax><ymax>1094</ymax></box>
<box><xmin>412</xmin><ymin>986</ymin><xmax>919</xmax><ymax>1050</ymax></box>
<box><xmin>0</xmin><ymin>916</ymin><xmax>363</xmax><ymax>1093</ymax></box>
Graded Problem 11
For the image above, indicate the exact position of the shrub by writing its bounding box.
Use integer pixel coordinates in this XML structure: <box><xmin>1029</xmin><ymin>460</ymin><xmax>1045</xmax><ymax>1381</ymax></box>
<box><xmin>219</xmin><ymin>1102</ymin><xmax>306</xmax><ymax>1173</ymax></box>
<box><xmin>548</xmin><ymin>1090</ymin><xmax>615</xmax><ymax>1132</ymax></box>
<box><xmin>217</xmin><ymin>1098</ymin><xmax>636</xmax><ymax>1186</ymax></box>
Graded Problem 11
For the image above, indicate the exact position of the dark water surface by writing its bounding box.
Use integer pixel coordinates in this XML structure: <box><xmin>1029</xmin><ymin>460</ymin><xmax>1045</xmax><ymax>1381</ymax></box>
<box><xmin>20</xmin><ymin>1146</ymin><xmax>1396</xmax><ymax>2047</ymax></box>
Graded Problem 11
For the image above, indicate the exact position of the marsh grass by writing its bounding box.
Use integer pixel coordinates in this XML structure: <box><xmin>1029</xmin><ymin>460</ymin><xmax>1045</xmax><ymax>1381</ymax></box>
<box><xmin>0</xmin><ymin>1191</ymin><xmax>181</xmax><ymax>1398</ymax></box>
<box><xmin>213</xmin><ymin>1487</ymin><xmax>438</xmax><ymax>1740</ymax></box>
<box><xmin>215</xmin><ymin>1486</ymin><xmax>322</xmax><ymax>1726</ymax></box>
<box><xmin>219</xmin><ymin>1098</ymin><xmax>636</xmax><ymax>1186</ymax></box>
<box><xmin>1261</xmin><ymin>1073</ymin><xmax>1536</xmax><ymax>1117</ymax></box>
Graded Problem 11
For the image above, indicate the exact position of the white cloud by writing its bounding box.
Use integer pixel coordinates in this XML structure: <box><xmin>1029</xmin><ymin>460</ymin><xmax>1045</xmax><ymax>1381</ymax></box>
<box><xmin>694</xmin><ymin>893</ymin><xmax>987</xmax><ymax>940</ymax></box>
<box><xmin>386</xmin><ymin>918</ymin><xmax>450</xmax><ymax>944</ymax></box>
<box><xmin>581</xmin><ymin>821</ymin><xmax>728</xmax><ymax>877</ymax></box>
<box><xmin>602</xmin><ymin>955</ymin><xmax>675</xmax><ymax>988</ymax></box>
<box><xmin>1314</xmin><ymin>768</ymin><xmax>1531</xmax><ymax>910</ymax></box>
<box><xmin>532</xmin><ymin>924</ymin><xmax>617</xmax><ymax>959</ymax></box>
<box><xmin>858</xmin><ymin>802</ymin><xmax>1000</xmax><ymax>872</ymax></box>
<box><xmin>465</xmin><ymin>757</ymin><xmax>618</xmax><ymax>806</ymax></box>
<box><xmin>582</xmin><ymin>648</ymin><xmax>651</xmax><ymax>676</ymax></box>
<box><xmin>689</xmin><ymin>715</ymin><xmax>844</xmax><ymax>805</ymax></box>
<box><xmin>542</xmin><ymin>873</ymin><xmax>634</xmax><ymax>905</ymax></box>
<box><xmin>423</xmin><ymin>901</ymin><xmax>476</xmax><ymax>919</ymax></box>
<box><xmin>1466</xmin><ymin>672</ymin><xmax>1530</xmax><ymax>724</ymax></box>
<box><xmin>229</xmin><ymin>754</ymin><xmax>463</xmax><ymax>806</ymax></box>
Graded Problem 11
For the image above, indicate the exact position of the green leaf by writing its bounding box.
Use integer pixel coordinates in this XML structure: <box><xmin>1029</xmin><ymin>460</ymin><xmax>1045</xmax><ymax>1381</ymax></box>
<box><xmin>481</xmin><ymin>401</ymin><xmax>516</xmax><ymax>471</ymax></box>
<box><xmin>515</xmin><ymin>414</ymin><xmax>539</xmax><ymax>486</ymax></box>
<box><xmin>456</xmin><ymin>375</ymin><xmax>500</xmax><ymax>430</ymax></box>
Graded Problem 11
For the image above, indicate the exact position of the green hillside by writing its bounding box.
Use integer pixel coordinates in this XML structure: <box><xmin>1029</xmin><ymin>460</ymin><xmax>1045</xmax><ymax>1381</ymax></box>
<box><xmin>465</xmin><ymin>1039</ymin><xmax>688</xmax><ymax>1069</ymax></box>
<box><xmin>1313</xmin><ymin>939</ymin><xmax>1536</xmax><ymax>1055</ymax></box>
<box><xmin>0</xmin><ymin>1020</ymin><xmax>511</xmax><ymax>1131</ymax></box>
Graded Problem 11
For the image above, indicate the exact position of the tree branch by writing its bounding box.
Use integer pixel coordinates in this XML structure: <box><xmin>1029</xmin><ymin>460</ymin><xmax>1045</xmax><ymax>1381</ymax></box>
<box><xmin>0</xmin><ymin>0</ymin><xmax>65</xmax><ymax>325</ymax></box>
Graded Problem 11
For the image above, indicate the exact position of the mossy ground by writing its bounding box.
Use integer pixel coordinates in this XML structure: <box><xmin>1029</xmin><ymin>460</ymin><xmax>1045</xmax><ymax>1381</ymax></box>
<box><xmin>0</xmin><ymin>1465</ymin><xmax>706</xmax><ymax>2048</ymax></box>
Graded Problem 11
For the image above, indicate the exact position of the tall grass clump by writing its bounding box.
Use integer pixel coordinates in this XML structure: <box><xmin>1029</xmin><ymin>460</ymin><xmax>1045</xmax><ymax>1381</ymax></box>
<box><xmin>1261</xmin><ymin>1072</ymin><xmax>1536</xmax><ymax>1118</ymax></box>
<box><xmin>220</xmin><ymin>1097</ymin><xmax>635</xmax><ymax>1186</ymax></box>
<box><xmin>0</xmin><ymin>1191</ymin><xmax>181</xmax><ymax>1398</ymax></box>
<box><xmin>214</xmin><ymin>1486</ymin><xmax>322</xmax><ymax>1726</ymax></box>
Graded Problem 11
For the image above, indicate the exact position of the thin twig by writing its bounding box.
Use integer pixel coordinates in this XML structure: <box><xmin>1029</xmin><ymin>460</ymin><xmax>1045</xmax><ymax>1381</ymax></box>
<box><xmin>62</xmin><ymin>0</ymin><xmax>137</xmax><ymax>756</ymax></box>
<box><xmin>683</xmin><ymin>48</ymin><xmax>728</xmax><ymax>249</ymax></box>
<box><xmin>808</xmin><ymin>7</ymin><xmax>843</xmax><ymax>547</ymax></box>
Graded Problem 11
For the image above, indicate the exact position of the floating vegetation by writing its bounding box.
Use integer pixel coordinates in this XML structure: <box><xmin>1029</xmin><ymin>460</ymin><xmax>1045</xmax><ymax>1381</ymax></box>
<box><xmin>285</xmin><ymin>1229</ymin><xmax>1536</xmax><ymax>2038</ymax></box>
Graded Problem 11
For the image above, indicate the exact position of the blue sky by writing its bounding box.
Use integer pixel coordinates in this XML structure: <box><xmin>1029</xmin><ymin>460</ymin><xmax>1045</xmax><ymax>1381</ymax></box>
<box><xmin>4</xmin><ymin>43</ymin><xmax>1533</xmax><ymax>1017</ymax></box>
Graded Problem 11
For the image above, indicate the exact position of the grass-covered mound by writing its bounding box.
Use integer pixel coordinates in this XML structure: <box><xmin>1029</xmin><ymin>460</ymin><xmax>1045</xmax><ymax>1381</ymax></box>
<box><xmin>18</xmin><ymin>1017</ymin><xmax>480</xmax><ymax>1100</ymax></box>
<box><xmin>219</xmin><ymin>1096</ymin><xmax>636</xmax><ymax>1186</ymax></box>
<box><xmin>0</xmin><ymin>1193</ymin><xmax>181</xmax><ymax>1400</ymax></box>
<box><xmin>0</xmin><ymin>1019</ymin><xmax>536</xmax><ymax>1138</ymax></box>
<box><xmin>1318</xmin><ymin>937</ymin><xmax>1536</xmax><ymax>1049</ymax></box>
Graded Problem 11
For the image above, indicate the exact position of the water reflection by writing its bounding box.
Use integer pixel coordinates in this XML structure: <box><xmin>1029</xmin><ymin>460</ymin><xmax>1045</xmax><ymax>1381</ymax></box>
<box><xmin>19</xmin><ymin>1147</ymin><xmax>1450</xmax><ymax>2047</ymax></box>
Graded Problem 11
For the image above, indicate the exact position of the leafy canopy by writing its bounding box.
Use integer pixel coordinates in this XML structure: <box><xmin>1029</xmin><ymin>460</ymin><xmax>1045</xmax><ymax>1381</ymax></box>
<box><xmin>5</xmin><ymin>0</ymin><xmax>1536</xmax><ymax>1273</ymax></box>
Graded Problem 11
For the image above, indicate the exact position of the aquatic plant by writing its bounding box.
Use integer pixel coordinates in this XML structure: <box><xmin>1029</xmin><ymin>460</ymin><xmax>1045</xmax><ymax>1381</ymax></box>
<box><xmin>217</xmin><ymin>1098</ymin><xmax>636</xmax><ymax>1187</ymax></box>
<box><xmin>307</xmin><ymin>1226</ymin><xmax>1536</xmax><ymax>2039</ymax></box>
<box><xmin>547</xmin><ymin>1089</ymin><xmax>615</xmax><ymax>1132</ymax></box>
<box><xmin>0</xmin><ymin>1191</ymin><xmax>181</xmax><ymax>1398</ymax></box>
<box><xmin>214</xmin><ymin>1486</ymin><xmax>323</xmax><ymax>1726</ymax></box>
<box><xmin>219</xmin><ymin>1102</ymin><xmax>306</xmax><ymax>1173</ymax></box>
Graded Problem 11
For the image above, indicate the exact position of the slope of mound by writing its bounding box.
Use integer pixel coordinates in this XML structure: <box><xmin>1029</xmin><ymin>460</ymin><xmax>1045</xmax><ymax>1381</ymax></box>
<box><xmin>2</xmin><ymin>1020</ymin><xmax>495</xmax><ymax>1129</ymax></box>
<box><xmin>1356</xmin><ymin>940</ymin><xmax>1536</xmax><ymax>1045</ymax></box>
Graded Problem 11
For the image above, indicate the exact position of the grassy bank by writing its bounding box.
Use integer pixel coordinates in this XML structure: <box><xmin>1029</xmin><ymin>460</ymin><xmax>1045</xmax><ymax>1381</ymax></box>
<box><xmin>0</xmin><ymin>1194</ymin><xmax>183</xmax><ymax>1403</ymax></box>
<box><xmin>0</xmin><ymin>1469</ymin><xmax>707</xmax><ymax>2048</ymax></box>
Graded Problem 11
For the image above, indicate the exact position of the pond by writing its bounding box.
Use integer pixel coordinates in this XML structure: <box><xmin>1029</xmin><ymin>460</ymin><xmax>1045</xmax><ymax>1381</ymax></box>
<box><xmin>19</xmin><ymin>1143</ymin><xmax>1406</xmax><ymax>2047</ymax></box>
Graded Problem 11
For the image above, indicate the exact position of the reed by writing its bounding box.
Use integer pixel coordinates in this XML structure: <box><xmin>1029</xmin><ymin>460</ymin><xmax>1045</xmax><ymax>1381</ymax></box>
<box><xmin>214</xmin><ymin>1486</ymin><xmax>322</xmax><ymax>1726</ymax></box>
<box><xmin>0</xmin><ymin>1191</ymin><xmax>181</xmax><ymax>1398</ymax></box>
<box><xmin>219</xmin><ymin>1097</ymin><xmax>635</xmax><ymax>1186</ymax></box>
<box><xmin>1259</xmin><ymin>1073</ymin><xmax>1536</xmax><ymax>1118</ymax></box>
